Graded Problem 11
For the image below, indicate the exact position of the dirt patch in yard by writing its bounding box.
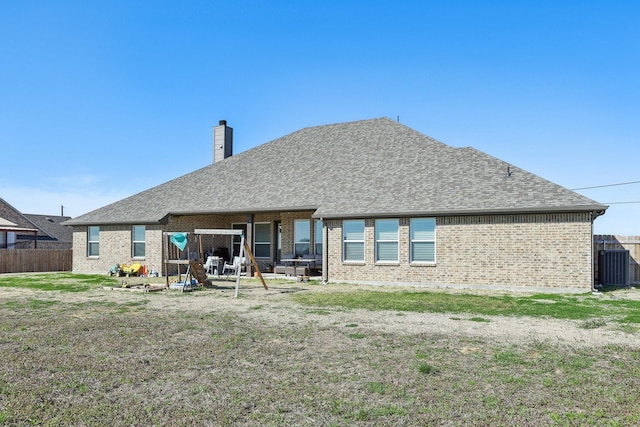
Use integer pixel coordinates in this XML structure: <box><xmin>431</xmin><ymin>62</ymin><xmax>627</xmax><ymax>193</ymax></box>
<box><xmin>9</xmin><ymin>278</ymin><xmax>639</xmax><ymax>348</ymax></box>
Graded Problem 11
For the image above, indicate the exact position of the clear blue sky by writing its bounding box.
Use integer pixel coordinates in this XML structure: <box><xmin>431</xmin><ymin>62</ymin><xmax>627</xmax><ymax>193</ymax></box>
<box><xmin>1</xmin><ymin>1</ymin><xmax>638</xmax><ymax>234</ymax></box>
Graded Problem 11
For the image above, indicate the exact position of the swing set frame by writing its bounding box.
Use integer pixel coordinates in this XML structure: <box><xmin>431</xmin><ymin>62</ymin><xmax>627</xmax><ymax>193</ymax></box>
<box><xmin>163</xmin><ymin>229</ymin><xmax>268</xmax><ymax>297</ymax></box>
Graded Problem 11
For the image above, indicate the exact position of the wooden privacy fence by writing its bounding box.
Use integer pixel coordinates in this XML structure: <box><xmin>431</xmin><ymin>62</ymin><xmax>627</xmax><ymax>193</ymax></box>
<box><xmin>593</xmin><ymin>235</ymin><xmax>640</xmax><ymax>285</ymax></box>
<box><xmin>0</xmin><ymin>249</ymin><xmax>72</xmax><ymax>274</ymax></box>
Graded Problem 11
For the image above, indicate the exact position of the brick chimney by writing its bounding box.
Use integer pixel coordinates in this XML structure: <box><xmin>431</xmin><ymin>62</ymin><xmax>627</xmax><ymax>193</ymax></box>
<box><xmin>213</xmin><ymin>119</ymin><xmax>233</xmax><ymax>163</ymax></box>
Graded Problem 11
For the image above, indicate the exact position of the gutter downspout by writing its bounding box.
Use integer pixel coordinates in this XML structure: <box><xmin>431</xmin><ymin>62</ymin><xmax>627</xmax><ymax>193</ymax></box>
<box><xmin>590</xmin><ymin>211</ymin><xmax>596</xmax><ymax>293</ymax></box>
<box><xmin>590</xmin><ymin>209</ymin><xmax>606</xmax><ymax>293</ymax></box>
<box><xmin>322</xmin><ymin>219</ymin><xmax>328</xmax><ymax>284</ymax></box>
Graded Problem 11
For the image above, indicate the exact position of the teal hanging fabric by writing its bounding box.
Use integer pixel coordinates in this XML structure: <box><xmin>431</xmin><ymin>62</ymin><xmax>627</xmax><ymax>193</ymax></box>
<box><xmin>170</xmin><ymin>233</ymin><xmax>188</xmax><ymax>251</ymax></box>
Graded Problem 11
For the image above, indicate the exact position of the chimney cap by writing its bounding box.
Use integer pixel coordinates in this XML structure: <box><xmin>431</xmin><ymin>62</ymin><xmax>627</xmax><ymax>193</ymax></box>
<box><xmin>219</xmin><ymin>120</ymin><xmax>227</xmax><ymax>126</ymax></box>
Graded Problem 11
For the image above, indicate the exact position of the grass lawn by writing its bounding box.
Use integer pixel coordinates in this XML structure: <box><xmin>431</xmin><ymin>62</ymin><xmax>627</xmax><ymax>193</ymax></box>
<box><xmin>0</xmin><ymin>273</ymin><xmax>639</xmax><ymax>426</ymax></box>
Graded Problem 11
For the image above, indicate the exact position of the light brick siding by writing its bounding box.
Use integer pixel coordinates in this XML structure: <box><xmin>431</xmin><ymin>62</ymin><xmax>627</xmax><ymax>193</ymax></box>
<box><xmin>327</xmin><ymin>213</ymin><xmax>593</xmax><ymax>290</ymax></box>
<box><xmin>72</xmin><ymin>211</ymin><xmax>594</xmax><ymax>290</ymax></box>
<box><xmin>72</xmin><ymin>224</ymin><xmax>165</xmax><ymax>275</ymax></box>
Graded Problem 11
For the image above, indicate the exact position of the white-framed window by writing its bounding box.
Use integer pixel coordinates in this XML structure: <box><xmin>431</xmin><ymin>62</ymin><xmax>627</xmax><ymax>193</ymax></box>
<box><xmin>294</xmin><ymin>219</ymin><xmax>310</xmax><ymax>256</ymax></box>
<box><xmin>411</xmin><ymin>218</ymin><xmax>436</xmax><ymax>263</ymax></box>
<box><xmin>254</xmin><ymin>223</ymin><xmax>271</xmax><ymax>258</ymax></box>
<box><xmin>314</xmin><ymin>219</ymin><xmax>323</xmax><ymax>255</ymax></box>
<box><xmin>343</xmin><ymin>220</ymin><xmax>365</xmax><ymax>262</ymax></box>
<box><xmin>132</xmin><ymin>225</ymin><xmax>145</xmax><ymax>258</ymax></box>
<box><xmin>88</xmin><ymin>226</ymin><xmax>99</xmax><ymax>257</ymax></box>
<box><xmin>375</xmin><ymin>219</ymin><xmax>399</xmax><ymax>262</ymax></box>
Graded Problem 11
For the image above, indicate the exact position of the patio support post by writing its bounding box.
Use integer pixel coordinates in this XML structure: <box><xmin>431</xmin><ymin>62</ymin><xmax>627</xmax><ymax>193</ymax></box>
<box><xmin>246</xmin><ymin>214</ymin><xmax>254</xmax><ymax>277</ymax></box>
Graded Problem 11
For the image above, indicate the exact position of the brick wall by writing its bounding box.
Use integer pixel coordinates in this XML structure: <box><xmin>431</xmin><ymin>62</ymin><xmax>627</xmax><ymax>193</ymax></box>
<box><xmin>71</xmin><ymin>212</ymin><xmax>311</xmax><ymax>275</ymax></box>
<box><xmin>71</xmin><ymin>224</ymin><xmax>164</xmax><ymax>275</ymax></box>
<box><xmin>71</xmin><ymin>211</ymin><xmax>594</xmax><ymax>290</ymax></box>
<box><xmin>327</xmin><ymin>213</ymin><xmax>593</xmax><ymax>290</ymax></box>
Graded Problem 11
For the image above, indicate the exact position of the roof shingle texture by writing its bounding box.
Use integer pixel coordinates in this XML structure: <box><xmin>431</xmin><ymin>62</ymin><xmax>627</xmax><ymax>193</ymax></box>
<box><xmin>24</xmin><ymin>214</ymin><xmax>73</xmax><ymax>242</ymax></box>
<box><xmin>65</xmin><ymin>118</ymin><xmax>606</xmax><ymax>225</ymax></box>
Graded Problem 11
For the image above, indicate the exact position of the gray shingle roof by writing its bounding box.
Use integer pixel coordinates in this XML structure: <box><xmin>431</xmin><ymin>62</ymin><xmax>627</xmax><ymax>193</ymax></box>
<box><xmin>64</xmin><ymin>117</ymin><xmax>606</xmax><ymax>225</ymax></box>
<box><xmin>23</xmin><ymin>214</ymin><xmax>73</xmax><ymax>242</ymax></box>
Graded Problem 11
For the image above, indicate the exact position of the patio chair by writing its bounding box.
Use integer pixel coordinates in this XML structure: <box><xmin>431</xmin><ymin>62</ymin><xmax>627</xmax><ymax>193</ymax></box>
<box><xmin>222</xmin><ymin>256</ymin><xmax>245</xmax><ymax>278</ymax></box>
<box><xmin>203</xmin><ymin>256</ymin><xmax>219</xmax><ymax>277</ymax></box>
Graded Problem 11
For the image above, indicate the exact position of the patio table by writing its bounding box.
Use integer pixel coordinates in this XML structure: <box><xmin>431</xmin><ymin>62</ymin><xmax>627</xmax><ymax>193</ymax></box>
<box><xmin>281</xmin><ymin>258</ymin><xmax>315</xmax><ymax>276</ymax></box>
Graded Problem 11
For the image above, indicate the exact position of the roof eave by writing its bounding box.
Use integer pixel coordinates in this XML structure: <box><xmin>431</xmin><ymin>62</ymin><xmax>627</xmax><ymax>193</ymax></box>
<box><xmin>62</xmin><ymin>218</ymin><xmax>164</xmax><ymax>226</ymax></box>
<box><xmin>0</xmin><ymin>226</ymin><xmax>39</xmax><ymax>233</ymax></box>
<box><xmin>168</xmin><ymin>205</ymin><xmax>319</xmax><ymax>217</ymax></box>
<box><xmin>313</xmin><ymin>205</ymin><xmax>609</xmax><ymax>219</ymax></box>
<box><xmin>62</xmin><ymin>205</ymin><xmax>321</xmax><ymax>226</ymax></box>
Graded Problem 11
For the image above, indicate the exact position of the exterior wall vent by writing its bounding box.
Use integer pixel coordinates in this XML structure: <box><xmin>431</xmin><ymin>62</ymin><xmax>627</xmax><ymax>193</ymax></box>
<box><xmin>598</xmin><ymin>250</ymin><xmax>630</xmax><ymax>286</ymax></box>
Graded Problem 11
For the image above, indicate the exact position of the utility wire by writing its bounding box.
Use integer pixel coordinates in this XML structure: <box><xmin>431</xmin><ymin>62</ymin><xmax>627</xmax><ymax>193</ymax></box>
<box><xmin>572</xmin><ymin>180</ymin><xmax>640</xmax><ymax>191</ymax></box>
<box><xmin>572</xmin><ymin>180</ymin><xmax>640</xmax><ymax>204</ymax></box>
<box><xmin>603</xmin><ymin>201</ymin><xmax>640</xmax><ymax>205</ymax></box>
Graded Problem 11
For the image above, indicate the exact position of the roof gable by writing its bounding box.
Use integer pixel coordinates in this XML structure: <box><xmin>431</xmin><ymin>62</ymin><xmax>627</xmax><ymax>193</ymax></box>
<box><xmin>0</xmin><ymin>217</ymin><xmax>18</xmax><ymax>227</ymax></box>
<box><xmin>0</xmin><ymin>198</ymin><xmax>40</xmax><ymax>231</ymax></box>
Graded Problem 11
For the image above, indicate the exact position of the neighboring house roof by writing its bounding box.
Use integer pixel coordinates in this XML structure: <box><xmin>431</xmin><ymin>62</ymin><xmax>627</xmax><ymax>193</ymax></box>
<box><xmin>0</xmin><ymin>198</ymin><xmax>73</xmax><ymax>240</ymax></box>
<box><xmin>0</xmin><ymin>198</ymin><xmax>39</xmax><ymax>233</ymax></box>
<box><xmin>0</xmin><ymin>217</ymin><xmax>18</xmax><ymax>227</ymax></box>
<box><xmin>23</xmin><ymin>214</ymin><xmax>73</xmax><ymax>243</ymax></box>
<box><xmin>0</xmin><ymin>217</ymin><xmax>38</xmax><ymax>233</ymax></box>
<box><xmin>64</xmin><ymin>117</ymin><xmax>607</xmax><ymax>226</ymax></box>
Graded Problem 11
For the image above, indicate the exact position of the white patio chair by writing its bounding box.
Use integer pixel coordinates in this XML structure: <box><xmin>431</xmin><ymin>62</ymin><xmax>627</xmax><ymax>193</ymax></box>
<box><xmin>222</xmin><ymin>256</ymin><xmax>245</xmax><ymax>278</ymax></box>
<box><xmin>203</xmin><ymin>256</ymin><xmax>218</xmax><ymax>276</ymax></box>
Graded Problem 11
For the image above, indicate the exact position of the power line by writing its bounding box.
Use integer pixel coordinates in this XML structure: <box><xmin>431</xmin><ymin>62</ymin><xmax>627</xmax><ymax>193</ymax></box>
<box><xmin>572</xmin><ymin>180</ymin><xmax>640</xmax><ymax>191</ymax></box>
<box><xmin>603</xmin><ymin>201</ymin><xmax>640</xmax><ymax>205</ymax></box>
